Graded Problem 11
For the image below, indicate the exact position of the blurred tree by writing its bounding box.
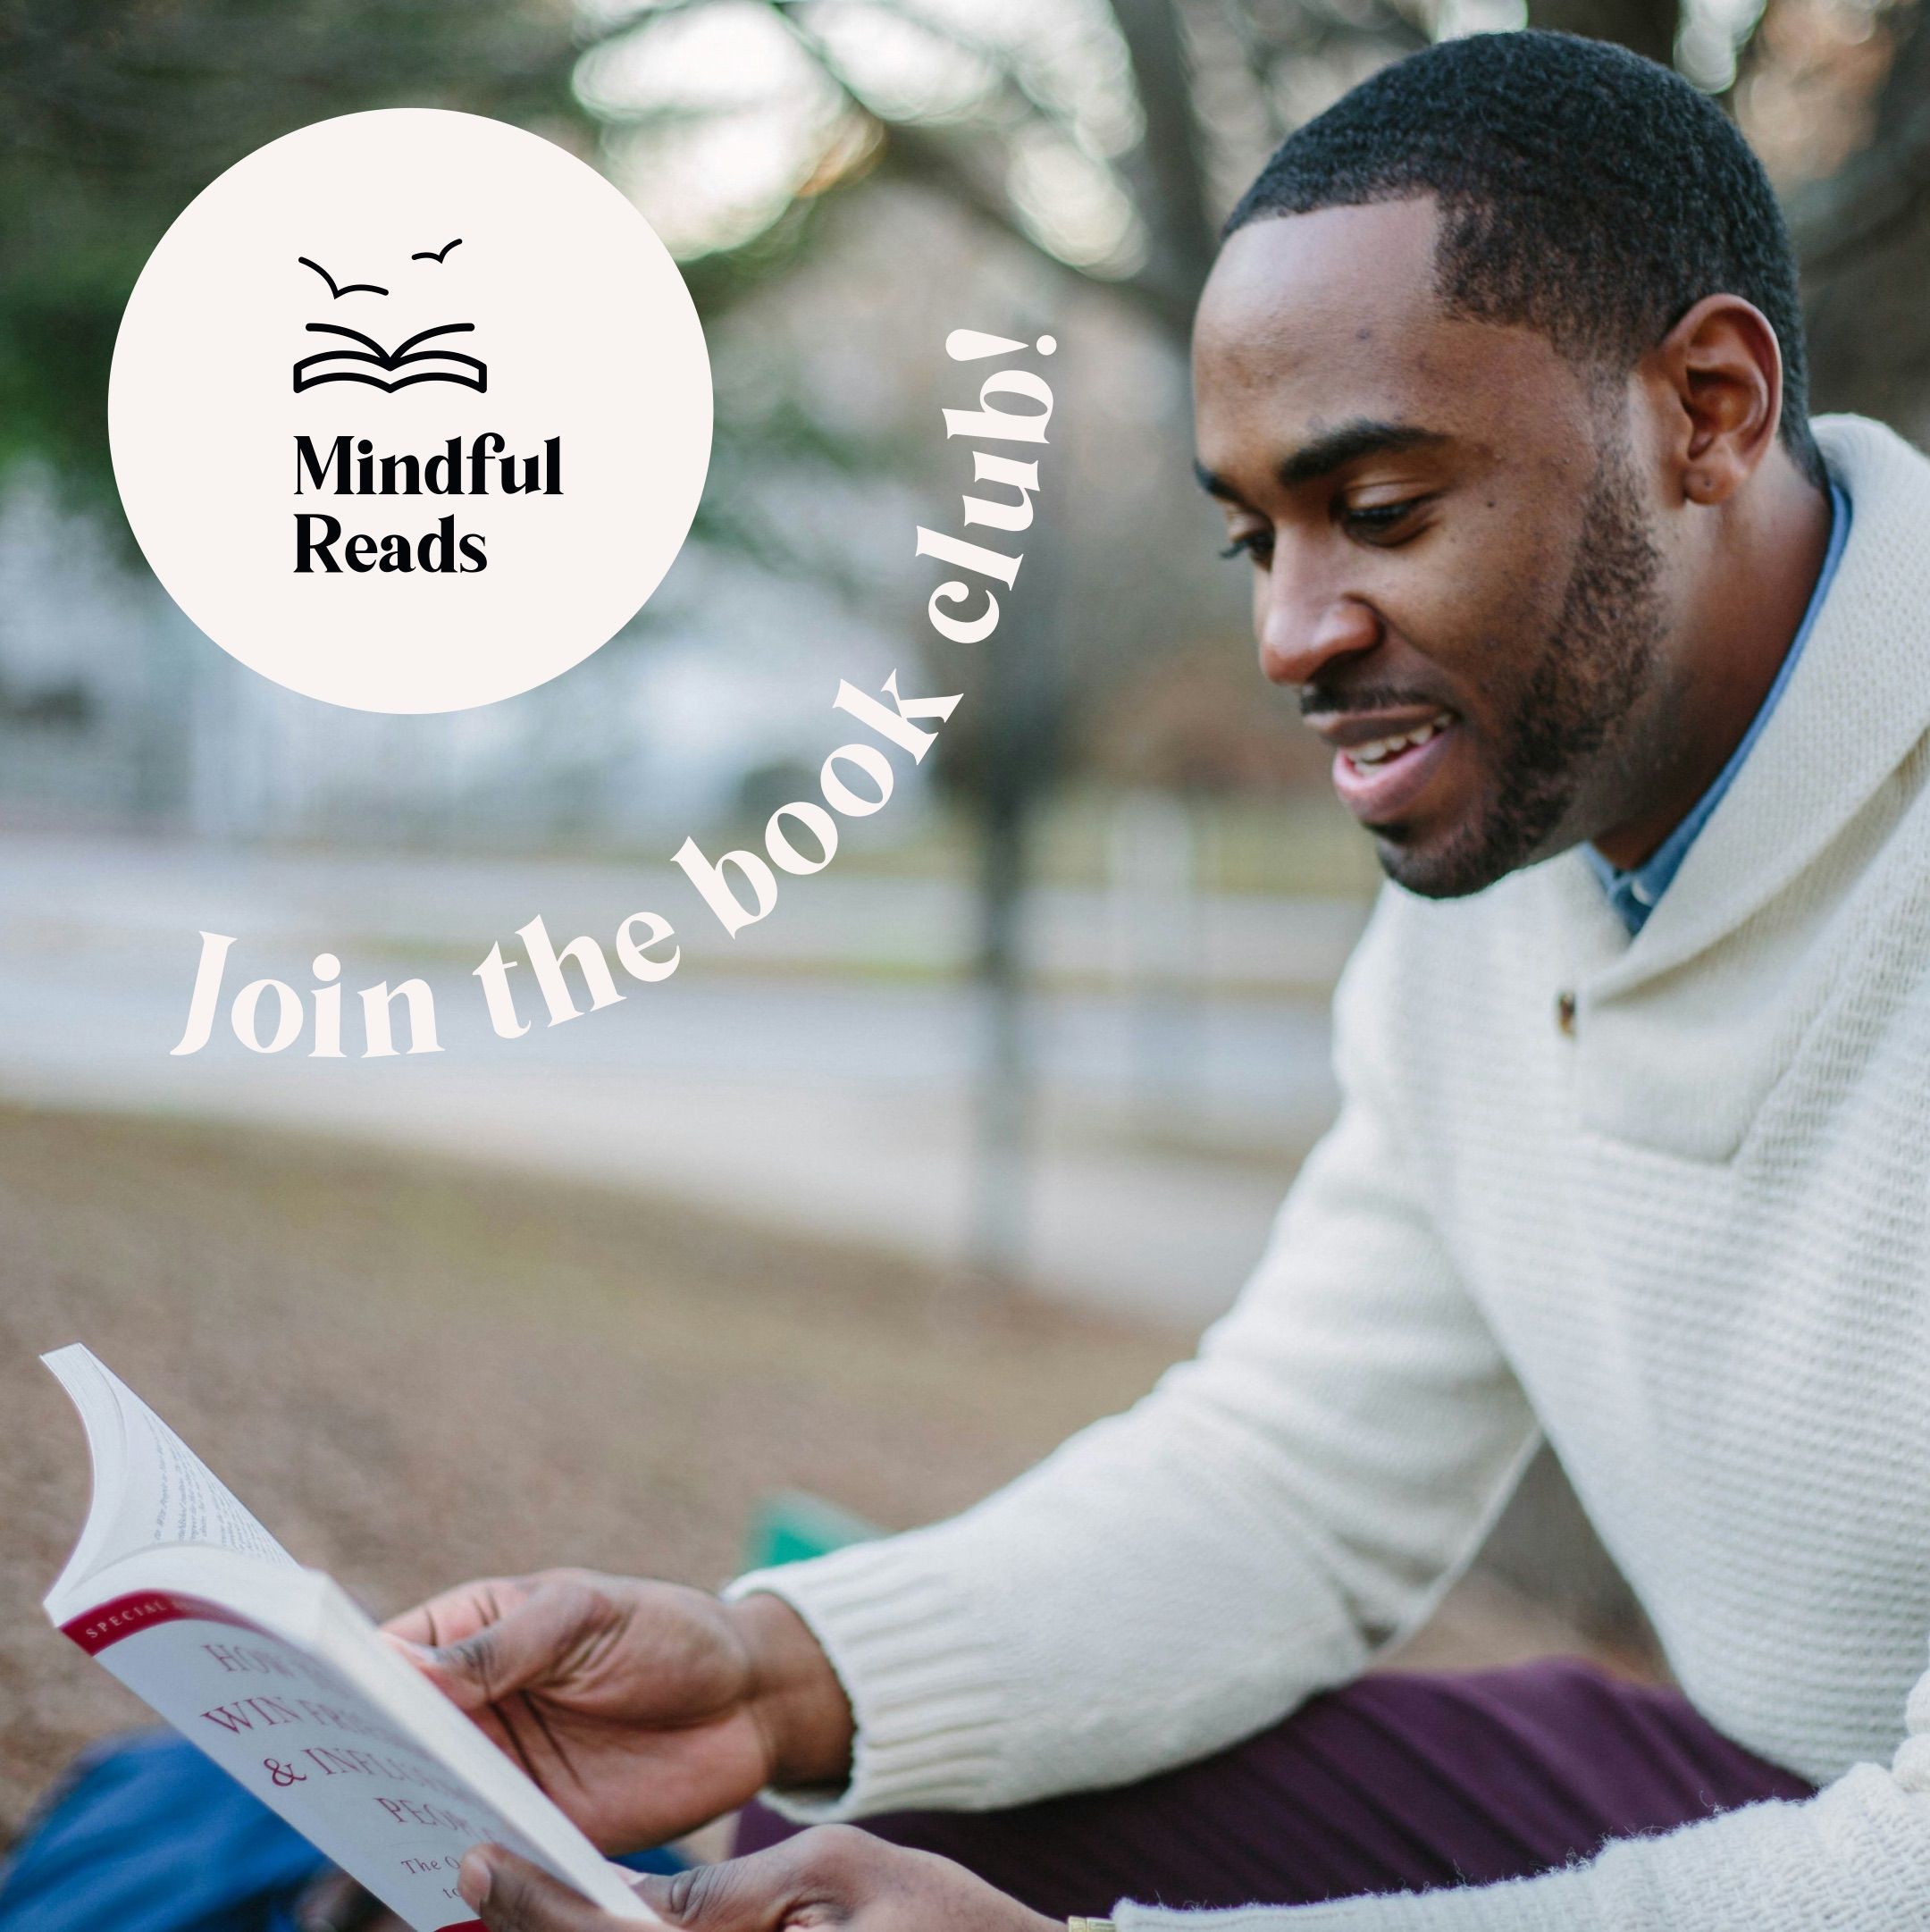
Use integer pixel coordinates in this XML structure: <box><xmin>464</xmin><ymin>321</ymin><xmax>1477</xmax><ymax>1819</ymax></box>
<box><xmin>0</xmin><ymin>0</ymin><xmax>583</xmax><ymax>506</ymax></box>
<box><xmin>9</xmin><ymin>0</ymin><xmax>1927</xmax><ymax>587</ymax></box>
<box><xmin>1530</xmin><ymin>0</ymin><xmax>1677</xmax><ymax>63</ymax></box>
<box><xmin>1787</xmin><ymin>0</ymin><xmax>1930</xmax><ymax>427</ymax></box>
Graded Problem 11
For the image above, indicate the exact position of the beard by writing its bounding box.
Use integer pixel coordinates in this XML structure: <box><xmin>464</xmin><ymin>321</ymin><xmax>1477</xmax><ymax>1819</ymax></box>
<box><xmin>1378</xmin><ymin>427</ymin><xmax>1668</xmax><ymax>900</ymax></box>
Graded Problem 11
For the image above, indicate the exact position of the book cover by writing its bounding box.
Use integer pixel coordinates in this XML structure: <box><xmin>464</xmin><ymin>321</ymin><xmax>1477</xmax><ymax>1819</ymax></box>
<box><xmin>41</xmin><ymin>1346</ymin><xmax>656</xmax><ymax>1932</ymax></box>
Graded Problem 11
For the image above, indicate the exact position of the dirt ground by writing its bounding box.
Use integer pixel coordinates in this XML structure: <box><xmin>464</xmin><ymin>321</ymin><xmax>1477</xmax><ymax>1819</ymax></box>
<box><xmin>0</xmin><ymin>1102</ymin><xmax>1599</xmax><ymax>1849</ymax></box>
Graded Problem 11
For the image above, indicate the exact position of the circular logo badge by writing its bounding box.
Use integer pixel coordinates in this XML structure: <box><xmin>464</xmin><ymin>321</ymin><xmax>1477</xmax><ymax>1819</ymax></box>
<box><xmin>109</xmin><ymin>109</ymin><xmax>711</xmax><ymax>714</ymax></box>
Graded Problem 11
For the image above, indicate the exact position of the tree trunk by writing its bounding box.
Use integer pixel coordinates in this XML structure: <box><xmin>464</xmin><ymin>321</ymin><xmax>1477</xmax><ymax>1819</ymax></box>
<box><xmin>1527</xmin><ymin>0</ymin><xmax>1679</xmax><ymax>70</ymax></box>
<box><xmin>1795</xmin><ymin>2</ymin><xmax>1930</xmax><ymax>437</ymax></box>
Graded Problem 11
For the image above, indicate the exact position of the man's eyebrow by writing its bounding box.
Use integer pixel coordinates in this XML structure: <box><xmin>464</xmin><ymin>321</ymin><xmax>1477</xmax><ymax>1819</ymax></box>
<box><xmin>1193</xmin><ymin>458</ymin><xmax>1242</xmax><ymax>502</ymax></box>
<box><xmin>1277</xmin><ymin>420</ymin><xmax>1448</xmax><ymax>490</ymax></box>
<box><xmin>1194</xmin><ymin>421</ymin><xmax>1449</xmax><ymax>503</ymax></box>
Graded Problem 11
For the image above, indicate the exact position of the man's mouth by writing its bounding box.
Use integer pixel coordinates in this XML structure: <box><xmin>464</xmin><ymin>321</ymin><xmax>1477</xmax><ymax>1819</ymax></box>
<box><xmin>1312</xmin><ymin>706</ymin><xmax>1461</xmax><ymax>824</ymax></box>
<box><xmin>1342</xmin><ymin>710</ymin><xmax>1453</xmax><ymax>768</ymax></box>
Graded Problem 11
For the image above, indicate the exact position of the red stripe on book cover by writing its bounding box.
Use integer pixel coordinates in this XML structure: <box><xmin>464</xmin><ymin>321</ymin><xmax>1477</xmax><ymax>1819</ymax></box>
<box><xmin>439</xmin><ymin>1921</ymin><xmax>486</xmax><ymax>1930</ymax></box>
<box><xmin>60</xmin><ymin>1590</ymin><xmax>262</xmax><ymax>1655</ymax></box>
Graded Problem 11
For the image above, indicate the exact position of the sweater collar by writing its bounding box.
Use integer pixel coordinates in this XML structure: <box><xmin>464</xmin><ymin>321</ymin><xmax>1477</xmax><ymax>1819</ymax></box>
<box><xmin>1568</xmin><ymin>415</ymin><xmax>1930</xmax><ymax>996</ymax></box>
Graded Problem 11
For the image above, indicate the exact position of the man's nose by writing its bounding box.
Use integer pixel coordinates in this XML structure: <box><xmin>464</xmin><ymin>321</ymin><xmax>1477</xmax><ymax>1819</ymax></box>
<box><xmin>1257</xmin><ymin>574</ymin><xmax>1381</xmax><ymax>688</ymax></box>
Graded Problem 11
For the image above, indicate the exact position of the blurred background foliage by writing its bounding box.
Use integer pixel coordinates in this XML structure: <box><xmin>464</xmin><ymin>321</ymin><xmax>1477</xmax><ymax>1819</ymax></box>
<box><xmin>2</xmin><ymin>0</ymin><xmax>1925</xmax><ymax>847</ymax></box>
<box><xmin>0</xmin><ymin>0</ymin><xmax>580</xmax><ymax>501</ymax></box>
<box><xmin>6</xmin><ymin>0</ymin><xmax>1927</xmax><ymax>505</ymax></box>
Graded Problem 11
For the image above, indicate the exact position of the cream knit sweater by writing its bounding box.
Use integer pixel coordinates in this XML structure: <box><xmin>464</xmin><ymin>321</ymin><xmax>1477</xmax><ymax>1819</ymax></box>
<box><xmin>727</xmin><ymin>415</ymin><xmax>1930</xmax><ymax>1929</ymax></box>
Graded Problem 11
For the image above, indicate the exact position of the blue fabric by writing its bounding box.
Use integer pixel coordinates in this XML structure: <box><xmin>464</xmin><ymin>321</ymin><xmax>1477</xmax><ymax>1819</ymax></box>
<box><xmin>0</xmin><ymin>1732</ymin><xmax>683</xmax><ymax>1932</ymax></box>
<box><xmin>1586</xmin><ymin>477</ymin><xmax>1851</xmax><ymax>935</ymax></box>
<box><xmin>0</xmin><ymin>1732</ymin><xmax>323</xmax><ymax>1932</ymax></box>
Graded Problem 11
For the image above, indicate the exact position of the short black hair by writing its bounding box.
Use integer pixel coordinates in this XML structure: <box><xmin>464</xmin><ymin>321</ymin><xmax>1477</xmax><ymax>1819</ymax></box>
<box><xmin>1225</xmin><ymin>30</ymin><xmax>1824</xmax><ymax>486</ymax></box>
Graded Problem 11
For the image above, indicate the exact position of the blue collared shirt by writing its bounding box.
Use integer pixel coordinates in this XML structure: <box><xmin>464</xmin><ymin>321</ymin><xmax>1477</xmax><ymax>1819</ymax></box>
<box><xmin>1586</xmin><ymin>477</ymin><xmax>1851</xmax><ymax>935</ymax></box>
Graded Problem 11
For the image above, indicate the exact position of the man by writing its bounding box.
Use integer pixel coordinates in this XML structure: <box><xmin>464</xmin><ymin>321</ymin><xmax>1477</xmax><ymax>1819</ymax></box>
<box><xmin>383</xmin><ymin>29</ymin><xmax>1930</xmax><ymax>1932</ymax></box>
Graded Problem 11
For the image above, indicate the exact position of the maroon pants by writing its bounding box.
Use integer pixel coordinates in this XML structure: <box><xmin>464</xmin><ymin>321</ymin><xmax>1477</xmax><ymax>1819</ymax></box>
<box><xmin>734</xmin><ymin>1659</ymin><xmax>1814</xmax><ymax>1919</ymax></box>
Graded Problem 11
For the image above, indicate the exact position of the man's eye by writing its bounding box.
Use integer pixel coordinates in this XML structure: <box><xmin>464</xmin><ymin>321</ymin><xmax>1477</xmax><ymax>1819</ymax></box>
<box><xmin>1343</xmin><ymin>498</ymin><xmax>1428</xmax><ymax>537</ymax></box>
<box><xmin>1219</xmin><ymin>530</ymin><xmax>1271</xmax><ymax>562</ymax></box>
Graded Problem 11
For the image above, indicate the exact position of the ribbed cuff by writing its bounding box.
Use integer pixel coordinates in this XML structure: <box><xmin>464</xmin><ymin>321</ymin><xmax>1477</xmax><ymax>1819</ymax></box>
<box><xmin>724</xmin><ymin>1537</ymin><xmax>1012</xmax><ymax>1820</ymax></box>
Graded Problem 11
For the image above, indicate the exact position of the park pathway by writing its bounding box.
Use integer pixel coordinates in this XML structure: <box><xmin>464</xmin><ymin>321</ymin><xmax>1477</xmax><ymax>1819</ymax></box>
<box><xmin>0</xmin><ymin>832</ymin><xmax>1361</xmax><ymax>1323</ymax></box>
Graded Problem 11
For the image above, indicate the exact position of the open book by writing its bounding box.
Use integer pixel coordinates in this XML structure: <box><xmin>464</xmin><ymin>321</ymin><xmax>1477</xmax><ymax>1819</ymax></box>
<box><xmin>41</xmin><ymin>1346</ymin><xmax>656</xmax><ymax>1930</ymax></box>
<box><xmin>293</xmin><ymin>322</ymin><xmax>488</xmax><ymax>394</ymax></box>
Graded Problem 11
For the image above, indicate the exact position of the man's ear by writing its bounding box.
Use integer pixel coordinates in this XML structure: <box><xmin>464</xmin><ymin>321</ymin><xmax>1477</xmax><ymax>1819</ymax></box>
<box><xmin>1645</xmin><ymin>293</ymin><xmax>1784</xmax><ymax>508</ymax></box>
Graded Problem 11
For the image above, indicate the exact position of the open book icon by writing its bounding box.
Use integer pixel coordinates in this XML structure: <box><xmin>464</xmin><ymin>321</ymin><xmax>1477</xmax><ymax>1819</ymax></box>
<box><xmin>41</xmin><ymin>1346</ymin><xmax>657</xmax><ymax>1931</ymax></box>
<box><xmin>294</xmin><ymin>323</ymin><xmax>487</xmax><ymax>395</ymax></box>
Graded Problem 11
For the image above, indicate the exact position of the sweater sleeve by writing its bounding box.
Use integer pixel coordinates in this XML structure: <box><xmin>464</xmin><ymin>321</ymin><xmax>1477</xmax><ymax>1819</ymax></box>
<box><xmin>724</xmin><ymin>895</ymin><xmax>1540</xmax><ymax>1820</ymax></box>
<box><xmin>1112</xmin><ymin>1664</ymin><xmax>1930</xmax><ymax>1930</ymax></box>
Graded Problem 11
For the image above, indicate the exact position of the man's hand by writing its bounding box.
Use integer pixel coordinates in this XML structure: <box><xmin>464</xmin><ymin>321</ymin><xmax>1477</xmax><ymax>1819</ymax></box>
<box><xmin>383</xmin><ymin>1571</ymin><xmax>853</xmax><ymax>1849</ymax></box>
<box><xmin>457</xmin><ymin>1828</ymin><xmax>1064</xmax><ymax>1932</ymax></box>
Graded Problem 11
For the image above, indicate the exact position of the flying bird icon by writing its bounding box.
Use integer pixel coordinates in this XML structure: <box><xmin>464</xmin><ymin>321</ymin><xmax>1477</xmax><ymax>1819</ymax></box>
<box><xmin>412</xmin><ymin>238</ymin><xmax>463</xmax><ymax>263</ymax></box>
<box><xmin>298</xmin><ymin>256</ymin><xmax>388</xmax><ymax>299</ymax></box>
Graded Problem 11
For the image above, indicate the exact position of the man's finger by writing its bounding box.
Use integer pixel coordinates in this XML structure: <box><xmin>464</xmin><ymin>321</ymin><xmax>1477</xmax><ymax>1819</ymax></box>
<box><xmin>459</xmin><ymin>1845</ymin><xmax>643</xmax><ymax>1932</ymax></box>
<box><xmin>377</xmin><ymin>1628</ymin><xmax>502</xmax><ymax>1718</ymax></box>
<box><xmin>383</xmin><ymin>1580</ymin><xmax>524</xmax><ymax>1651</ymax></box>
<box><xmin>402</xmin><ymin>1582</ymin><xmax>600</xmax><ymax>1710</ymax></box>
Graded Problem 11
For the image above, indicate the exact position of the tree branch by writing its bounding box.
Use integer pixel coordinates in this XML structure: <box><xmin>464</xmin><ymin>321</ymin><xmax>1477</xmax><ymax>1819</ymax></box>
<box><xmin>1792</xmin><ymin>1</ymin><xmax>1930</xmax><ymax>424</ymax></box>
<box><xmin>1106</xmin><ymin>0</ymin><xmax>1219</xmax><ymax>334</ymax></box>
<box><xmin>1791</xmin><ymin>2</ymin><xmax>1930</xmax><ymax>282</ymax></box>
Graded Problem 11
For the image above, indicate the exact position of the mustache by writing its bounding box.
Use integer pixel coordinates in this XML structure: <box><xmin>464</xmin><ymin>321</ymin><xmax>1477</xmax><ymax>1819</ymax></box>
<box><xmin>1299</xmin><ymin>682</ymin><xmax>1454</xmax><ymax>720</ymax></box>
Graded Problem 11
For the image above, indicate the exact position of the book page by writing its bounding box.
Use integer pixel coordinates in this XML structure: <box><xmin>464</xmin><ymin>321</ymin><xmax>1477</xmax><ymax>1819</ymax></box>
<box><xmin>42</xmin><ymin>1346</ymin><xmax>296</xmax><ymax>1613</ymax></box>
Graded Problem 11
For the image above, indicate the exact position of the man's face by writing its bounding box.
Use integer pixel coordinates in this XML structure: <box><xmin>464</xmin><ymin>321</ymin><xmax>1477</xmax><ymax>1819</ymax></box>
<box><xmin>1193</xmin><ymin>197</ymin><xmax>1674</xmax><ymax>897</ymax></box>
